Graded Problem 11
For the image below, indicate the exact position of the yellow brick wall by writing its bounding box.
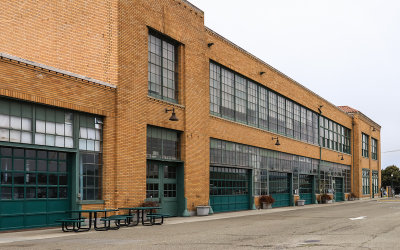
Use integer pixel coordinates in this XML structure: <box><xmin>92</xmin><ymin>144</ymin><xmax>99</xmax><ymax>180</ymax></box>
<box><xmin>0</xmin><ymin>0</ymin><xmax>118</xmax><ymax>85</ymax></box>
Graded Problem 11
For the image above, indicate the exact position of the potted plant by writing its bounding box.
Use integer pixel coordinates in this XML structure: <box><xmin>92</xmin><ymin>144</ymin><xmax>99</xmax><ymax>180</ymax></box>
<box><xmin>196</xmin><ymin>205</ymin><xmax>210</xmax><ymax>216</ymax></box>
<box><xmin>321</xmin><ymin>193</ymin><xmax>332</xmax><ymax>204</ymax></box>
<box><xmin>348</xmin><ymin>192</ymin><xmax>356</xmax><ymax>201</ymax></box>
<box><xmin>259</xmin><ymin>195</ymin><xmax>275</xmax><ymax>209</ymax></box>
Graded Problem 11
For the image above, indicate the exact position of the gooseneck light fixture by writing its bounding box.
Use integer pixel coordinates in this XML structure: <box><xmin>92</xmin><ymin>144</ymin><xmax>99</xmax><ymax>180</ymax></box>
<box><xmin>338</xmin><ymin>154</ymin><xmax>344</xmax><ymax>161</ymax></box>
<box><xmin>165</xmin><ymin>108</ymin><xmax>179</xmax><ymax>121</ymax></box>
<box><xmin>259</xmin><ymin>71</ymin><xmax>265</xmax><ymax>75</ymax></box>
<box><xmin>207</xmin><ymin>43</ymin><xmax>214</xmax><ymax>47</ymax></box>
<box><xmin>272</xmin><ymin>137</ymin><xmax>280</xmax><ymax>146</ymax></box>
<box><xmin>318</xmin><ymin>105</ymin><xmax>323</xmax><ymax>114</ymax></box>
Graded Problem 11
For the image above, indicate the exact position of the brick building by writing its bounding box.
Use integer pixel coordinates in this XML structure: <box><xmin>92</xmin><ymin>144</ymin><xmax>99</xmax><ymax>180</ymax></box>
<box><xmin>0</xmin><ymin>0</ymin><xmax>380</xmax><ymax>230</ymax></box>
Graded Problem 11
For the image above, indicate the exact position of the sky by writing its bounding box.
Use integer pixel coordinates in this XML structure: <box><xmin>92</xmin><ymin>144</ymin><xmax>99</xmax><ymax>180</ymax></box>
<box><xmin>189</xmin><ymin>0</ymin><xmax>400</xmax><ymax>169</ymax></box>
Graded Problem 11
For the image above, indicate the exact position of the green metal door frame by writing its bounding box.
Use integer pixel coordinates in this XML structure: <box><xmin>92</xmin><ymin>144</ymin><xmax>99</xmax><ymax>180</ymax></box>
<box><xmin>146</xmin><ymin>160</ymin><xmax>183</xmax><ymax>216</ymax></box>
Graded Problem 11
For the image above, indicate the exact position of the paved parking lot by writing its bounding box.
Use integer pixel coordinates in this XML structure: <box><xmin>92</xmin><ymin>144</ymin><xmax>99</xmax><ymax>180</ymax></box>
<box><xmin>1</xmin><ymin>199</ymin><xmax>400</xmax><ymax>249</ymax></box>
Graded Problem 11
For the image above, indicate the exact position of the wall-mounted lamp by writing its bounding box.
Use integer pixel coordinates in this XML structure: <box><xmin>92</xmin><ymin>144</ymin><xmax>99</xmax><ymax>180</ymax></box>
<box><xmin>338</xmin><ymin>154</ymin><xmax>344</xmax><ymax>161</ymax></box>
<box><xmin>165</xmin><ymin>108</ymin><xmax>179</xmax><ymax>121</ymax></box>
<box><xmin>259</xmin><ymin>71</ymin><xmax>265</xmax><ymax>75</ymax></box>
<box><xmin>272</xmin><ymin>137</ymin><xmax>280</xmax><ymax>146</ymax></box>
<box><xmin>371</xmin><ymin>127</ymin><xmax>376</xmax><ymax>132</ymax></box>
<box><xmin>318</xmin><ymin>105</ymin><xmax>323</xmax><ymax>114</ymax></box>
<box><xmin>207</xmin><ymin>43</ymin><xmax>214</xmax><ymax>47</ymax></box>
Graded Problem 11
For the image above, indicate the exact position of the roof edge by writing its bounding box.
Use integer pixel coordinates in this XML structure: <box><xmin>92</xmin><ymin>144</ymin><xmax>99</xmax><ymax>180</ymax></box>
<box><xmin>0</xmin><ymin>52</ymin><xmax>116</xmax><ymax>89</ymax></box>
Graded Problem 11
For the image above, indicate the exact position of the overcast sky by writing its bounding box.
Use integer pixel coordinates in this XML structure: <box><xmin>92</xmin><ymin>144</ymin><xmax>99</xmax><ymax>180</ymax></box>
<box><xmin>189</xmin><ymin>0</ymin><xmax>400</xmax><ymax>169</ymax></box>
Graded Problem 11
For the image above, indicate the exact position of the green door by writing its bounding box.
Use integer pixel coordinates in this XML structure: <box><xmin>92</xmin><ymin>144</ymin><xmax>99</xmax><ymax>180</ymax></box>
<box><xmin>146</xmin><ymin>161</ymin><xmax>178</xmax><ymax>216</ymax></box>
<box><xmin>0</xmin><ymin>147</ymin><xmax>70</xmax><ymax>231</ymax></box>
<box><xmin>299</xmin><ymin>175</ymin><xmax>313</xmax><ymax>205</ymax></box>
<box><xmin>269</xmin><ymin>172</ymin><xmax>291</xmax><ymax>208</ymax></box>
<box><xmin>334</xmin><ymin>177</ymin><xmax>344</xmax><ymax>202</ymax></box>
<box><xmin>210</xmin><ymin>166</ymin><xmax>250</xmax><ymax>213</ymax></box>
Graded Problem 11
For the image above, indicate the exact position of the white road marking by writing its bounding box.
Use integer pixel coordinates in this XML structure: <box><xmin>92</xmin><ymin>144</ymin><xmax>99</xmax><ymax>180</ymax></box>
<box><xmin>349</xmin><ymin>216</ymin><xmax>367</xmax><ymax>220</ymax></box>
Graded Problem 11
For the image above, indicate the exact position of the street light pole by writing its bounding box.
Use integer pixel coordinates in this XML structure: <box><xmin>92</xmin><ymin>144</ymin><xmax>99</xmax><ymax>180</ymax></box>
<box><xmin>391</xmin><ymin>173</ymin><xmax>394</xmax><ymax>197</ymax></box>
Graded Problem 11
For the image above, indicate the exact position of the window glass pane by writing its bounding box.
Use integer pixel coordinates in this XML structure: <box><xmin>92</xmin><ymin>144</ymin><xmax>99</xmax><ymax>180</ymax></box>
<box><xmin>21</xmin><ymin>132</ymin><xmax>32</xmax><ymax>144</ymax></box>
<box><xmin>46</xmin><ymin>135</ymin><xmax>55</xmax><ymax>146</ymax></box>
<box><xmin>56</xmin><ymin>123</ymin><xmax>64</xmax><ymax>136</ymax></box>
<box><xmin>10</xmin><ymin>116</ymin><xmax>21</xmax><ymax>130</ymax></box>
<box><xmin>46</xmin><ymin>121</ymin><xmax>56</xmax><ymax>134</ymax></box>
<box><xmin>35</xmin><ymin>133</ymin><xmax>45</xmax><ymax>145</ymax></box>
<box><xmin>36</xmin><ymin>120</ymin><xmax>46</xmax><ymax>133</ymax></box>
<box><xmin>0</xmin><ymin>129</ymin><xmax>9</xmax><ymax>141</ymax></box>
<box><xmin>21</xmin><ymin>118</ymin><xmax>31</xmax><ymax>131</ymax></box>
<box><xmin>65</xmin><ymin>137</ymin><xmax>74</xmax><ymax>148</ymax></box>
<box><xmin>0</xmin><ymin>114</ymin><xmax>9</xmax><ymax>128</ymax></box>
<box><xmin>65</xmin><ymin>124</ymin><xmax>73</xmax><ymax>137</ymax></box>
<box><xmin>10</xmin><ymin>130</ymin><xmax>21</xmax><ymax>142</ymax></box>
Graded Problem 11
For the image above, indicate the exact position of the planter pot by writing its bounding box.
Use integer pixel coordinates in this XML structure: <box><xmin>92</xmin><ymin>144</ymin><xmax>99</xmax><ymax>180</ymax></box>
<box><xmin>196</xmin><ymin>206</ymin><xmax>210</xmax><ymax>216</ymax></box>
<box><xmin>323</xmin><ymin>199</ymin><xmax>333</xmax><ymax>204</ymax></box>
<box><xmin>297</xmin><ymin>200</ymin><xmax>305</xmax><ymax>206</ymax></box>
<box><xmin>262</xmin><ymin>202</ymin><xmax>272</xmax><ymax>209</ymax></box>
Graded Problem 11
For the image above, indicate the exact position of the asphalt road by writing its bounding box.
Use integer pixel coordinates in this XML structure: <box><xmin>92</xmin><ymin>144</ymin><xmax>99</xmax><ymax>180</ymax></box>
<box><xmin>1</xmin><ymin>200</ymin><xmax>400</xmax><ymax>249</ymax></box>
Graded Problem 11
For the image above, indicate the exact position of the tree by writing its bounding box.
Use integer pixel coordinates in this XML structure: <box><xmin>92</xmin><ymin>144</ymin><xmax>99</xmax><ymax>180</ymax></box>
<box><xmin>382</xmin><ymin>165</ymin><xmax>400</xmax><ymax>194</ymax></box>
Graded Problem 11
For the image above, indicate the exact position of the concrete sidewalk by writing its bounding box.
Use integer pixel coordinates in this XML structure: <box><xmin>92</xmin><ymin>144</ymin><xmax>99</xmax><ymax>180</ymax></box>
<box><xmin>0</xmin><ymin>199</ymin><xmax>371</xmax><ymax>245</ymax></box>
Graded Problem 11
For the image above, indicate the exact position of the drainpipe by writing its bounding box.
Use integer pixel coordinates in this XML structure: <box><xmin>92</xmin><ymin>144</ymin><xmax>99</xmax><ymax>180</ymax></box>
<box><xmin>352</xmin><ymin>119</ymin><xmax>355</xmax><ymax>196</ymax></box>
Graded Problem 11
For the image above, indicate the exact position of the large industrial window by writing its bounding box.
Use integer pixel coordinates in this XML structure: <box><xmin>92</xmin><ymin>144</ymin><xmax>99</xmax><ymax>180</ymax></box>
<box><xmin>362</xmin><ymin>169</ymin><xmax>370</xmax><ymax>195</ymax></box>
<box><xmin>235</xmin><ymin>75</ymin><xmax>247</xmax><ymax>123</ymax></box>
<box><xmin>371</xmin><ymin>138</ymin><xmax>378</xmax><ymax>160</ymax></box>
<box><xmin>209</xmin><ymin>62</ymin><xmax>322</xmax><ymax>146</ymax></box>
<box><xmin>80</xmin><ymin>152</ymin><xmax>102</xmax><ymax>200</ymax></box>
<box><xmin>319</xmin><ymin>116</ymin><xmax>351</xmax><ymax>154</ymax></box>
<box><xmin>79</xmin><ymin>116</ymin><xmax>102</xmax><ymax>152</ymax></box>
<box><xmin>79</xmin><ymin>114</ymin><xmax>103</xmax><ymax>201</ymax></box>
<box><xmin>148</xmin><ymin>31</ymin><xmax>178</xmax><ymax>103</ymax></box>
<box><xmin>210</xmin><ymin>138</ymin><xmax>351</xmax><ymax>195</ymax></box>
<box><xmin>0</xmin><ymin>99</ymin><xmax>73</xmax><ymax>148</ymax></box>
<box><xmin>362</xmin><ymin>133</ymin><xmax>369</xmax><ymax>158</ymax></box>
<box><xmin>146</xmin><ymin>126</ymin><xmax>180</xmax><ymax>160</ymax></box>
<box><xmin>372</xmin><ymin>170</ymin><xmax>379</xmax><ymax>194</ymax></box>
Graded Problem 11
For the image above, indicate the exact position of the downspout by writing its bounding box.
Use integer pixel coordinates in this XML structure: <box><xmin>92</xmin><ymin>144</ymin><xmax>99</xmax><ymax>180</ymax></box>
<box><xmin>352</xmin><ymin>118</ymin><xmax>355</xmax><ymax>195</ymax></box>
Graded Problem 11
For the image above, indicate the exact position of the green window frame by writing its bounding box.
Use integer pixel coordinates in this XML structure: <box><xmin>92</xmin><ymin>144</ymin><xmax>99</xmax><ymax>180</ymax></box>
<box><xmin>0</xmin><ymin>147</ymin><xmax>68</xmax><ymax>200</ymax></box>
<box><xmin>362</xmin><ymin>133</ymin><xmax>369</xmax><ymax>158</ymax></box>
<box><xmin>146</xmin><ymin>126</ymin><xmax>180</xmax><ymax>160</ymax></box>
<box><xmin>148</xmin><ymin>31</ymin><xmax>178</xmax><ymax>103</ymax></box>
<box><xmin>371</xmin><ymin>138</ymin><xmax>378</xmax><ymax>160</ymax></box>
<box><xmin>372</xmin><ymin>170</ymin><xmax>379</xmax><ymax>194</ymax></box>
<box><xmin>362</xmin><ymin>169</ymin><xmax>370</xmax><ymax>195</ymax></box>
<box><xmin>79</xmin><ymin>152</ymin><xmax>102</xmax><ymax>200</ymax></box>
<box><xmin>319</xmin><ymin>116</ymin><xmax>351</xmax><ymax>154</ymax></box>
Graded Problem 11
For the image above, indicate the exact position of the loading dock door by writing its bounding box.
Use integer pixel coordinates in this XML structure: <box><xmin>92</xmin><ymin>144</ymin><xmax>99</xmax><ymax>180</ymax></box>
<box><xmin>334</xmin><ymin>177</ymin><xmax>344</xmax><ymax>202</ymax></box>
<box><xmin>0</xmin><ymin>147</ymin><xmax>70</xmax><ymax>231</ymax></box>
<box><xmin>299</xmin><ymin>174</ymin><xmax>313</xmax><ymax>205</ymax></box>
<box><xmin>269</xmin><ymin>172</ymin><xmax>291</xmax><ymax>208</ymax></box>
<box><xmin>210</xmin><ymin>166</ymin><xmax>250</xmax><ymax>213</ymax></box>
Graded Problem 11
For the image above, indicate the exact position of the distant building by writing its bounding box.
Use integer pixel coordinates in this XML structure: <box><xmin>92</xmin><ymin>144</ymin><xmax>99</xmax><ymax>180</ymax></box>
<box><xmin>0</xmin><ymin>0</ymin><xmax>380</xmax><ymax>230</ymax></box>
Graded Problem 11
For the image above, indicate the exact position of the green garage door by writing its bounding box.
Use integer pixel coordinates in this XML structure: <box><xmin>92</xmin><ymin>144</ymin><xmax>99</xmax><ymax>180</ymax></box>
<box><xmin>334</xmin><ymin>177</ymin><xmax>344</xmax><ymax>202</ymax></box>
<box><xmin>210</xmin><ymin>166</ymin><xmax>250</xmax><ymax>213</ymax></box>
<box><xmin>299</xmin><ymin>174</ymin><xmax>313</xmax><ymax>205</ymax></box>
<box><xmin>269</xmin><ymin>172</ymin><xmax>291</xmax><ymax>208</ymax></box>
<box><xmin>0</xmin><ymin>147</ymin><xmax>70</xmax><ymax>231</ymax></box>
